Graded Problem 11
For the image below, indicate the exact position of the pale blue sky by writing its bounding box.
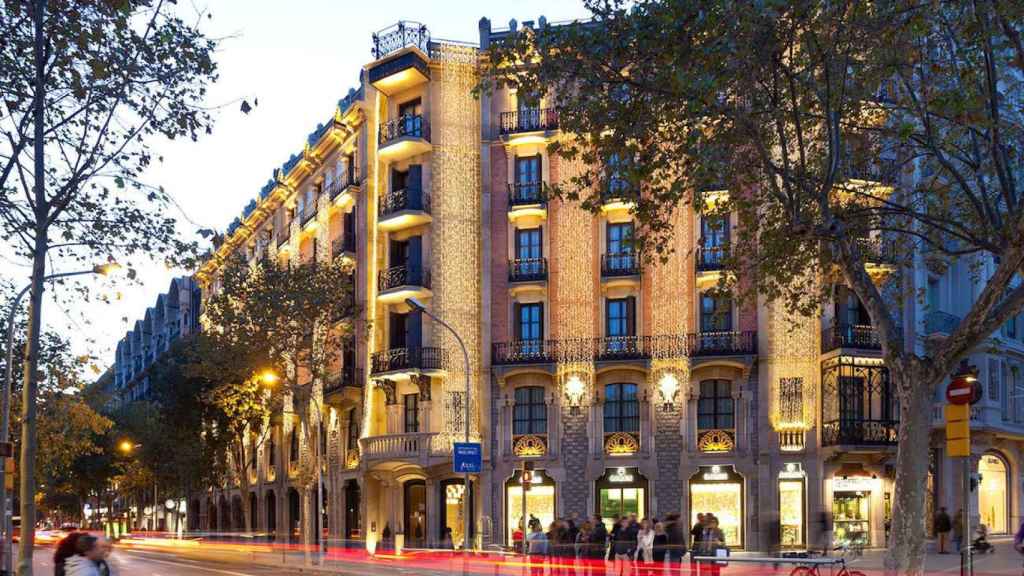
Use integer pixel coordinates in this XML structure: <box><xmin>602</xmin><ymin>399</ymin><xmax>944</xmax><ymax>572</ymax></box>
<box><xmin>43</xmin><ymin>0</ymin><xmax>591</xmax><ymax>372</ymax></box>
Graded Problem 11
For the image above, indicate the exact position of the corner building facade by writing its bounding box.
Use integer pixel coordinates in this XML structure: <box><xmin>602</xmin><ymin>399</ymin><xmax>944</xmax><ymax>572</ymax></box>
<box><xmin>191</xmin><ymin>18</ymin><xmax>1024</xmax><ymax>553</ymax></box>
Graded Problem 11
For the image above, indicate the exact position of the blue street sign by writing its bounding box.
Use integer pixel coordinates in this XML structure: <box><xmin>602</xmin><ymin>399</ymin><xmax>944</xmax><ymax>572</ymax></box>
<box><xmin>453</xmin><ymin>442</ymin><xmax>482</xmax><ymax>474</ymax></box>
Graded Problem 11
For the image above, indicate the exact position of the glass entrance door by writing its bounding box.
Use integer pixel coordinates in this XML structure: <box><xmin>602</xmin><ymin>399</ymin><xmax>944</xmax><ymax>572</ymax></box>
<box><xmin>833</xmin><ymin>492</ymin><xmax>870</xmax><ymax>547</ymax></box>
<box><xmin>403</xmin><ymin>480</ymin><xmax>426</xmax><ymax>548</ymax></box>
<box><xmin>779</xmin><ymin>479</ymin><xmax>805</xmax><ymax>547</ymax></box>
<box><xmin>599</xmin><ymin>487</ymin><xmax>645</xmax><ymax>520</ymax></box>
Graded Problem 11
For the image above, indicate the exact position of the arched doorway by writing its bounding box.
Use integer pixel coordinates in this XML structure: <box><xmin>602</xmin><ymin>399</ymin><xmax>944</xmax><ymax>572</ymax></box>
<box><xmin>979</xmin><ymin>452</ymin><xmax>1009</xmax><ymax>534</ymax></box>
<box><xmin>231</xmin><ymin>495</ymin><xmax>243</xmax><ymax>531</ymax></box>
<box><xmin>249</xmin><ymin>492</ymin><xmax>258</xmax><ymax>532</ymax></box>
<box><xmin>343</xmin><ymin>480</ymin><xmax>361</xmax><ymax>540</ymax></box>
<box><xmin>288</xmin><ymin>488</ymin><xmax>301</xmax><ymax>542</ymax></box>
<box><xmin>404</xmin><ymin>479</ymin><xmax>426</xmax><ymax>548</ymax></box>
<box><xmin>207</xmin><ymin>499</ymin><xmax>217</xmax><ymax>531</ymax></box>
<box><xmin>265</xmin><ymin>490</ymin><xmax>277</xmax><ymax>536</ymax></box>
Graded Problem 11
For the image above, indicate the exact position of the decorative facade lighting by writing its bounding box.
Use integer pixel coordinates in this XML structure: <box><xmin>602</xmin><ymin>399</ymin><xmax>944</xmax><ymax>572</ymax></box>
<box><xmin>564</xmin><ymin>375</ymin><xmax>585</xmax><ymax>414</ymax></box>
<box><xmin>658</xmin><ymin>372</ymin><xmax>680</xmax><ymax>410</ymax></box>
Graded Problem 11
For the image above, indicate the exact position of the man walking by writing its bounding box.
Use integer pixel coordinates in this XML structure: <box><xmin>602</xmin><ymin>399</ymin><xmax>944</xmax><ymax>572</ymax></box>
<box><xmin>934</xmin><ymin>507</ymin><xmax>952</xmax><ymax>554</ymax></box>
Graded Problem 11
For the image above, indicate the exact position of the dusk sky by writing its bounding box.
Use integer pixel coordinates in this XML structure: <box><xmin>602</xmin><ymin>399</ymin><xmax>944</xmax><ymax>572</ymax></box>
<box><xmin>24</xmin><ymin>0</ymin><xmax>591</xmax><ymax>374</ymax></box>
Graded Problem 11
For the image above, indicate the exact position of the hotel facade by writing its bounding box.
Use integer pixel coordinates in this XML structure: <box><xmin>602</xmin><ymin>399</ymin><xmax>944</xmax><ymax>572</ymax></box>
<box><xmin>183</xmin><ymin>18</ymin><xmax>1024</xmax><ymax>553</ymax></box>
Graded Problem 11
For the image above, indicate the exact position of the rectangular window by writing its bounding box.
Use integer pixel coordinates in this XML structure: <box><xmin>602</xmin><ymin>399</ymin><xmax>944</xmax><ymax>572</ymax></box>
<box><xmin>392</xmin><ymin>168</ymin><xmax>408</xmax><ymax>192</ymax></box>
<box><xmin>607</xmin><ymin>222</ymin><xmax>634</xmax><ymax>255</ymax></box>
<box><xmin>603</xmin><ymin>383</ymin><xmax>640</xmax><ymax>433</ymax></box>
<box><xmin>838</xmin><ymin>377</ymin><xmax>865</xmax><ymax>423</ymax></box>
<box><xmin>516</xmin><ymin>156</ymin><xmax>541</xmax><ymax>186</ymax></box>
<box><xmin>701</xmin><ymin>215</ymin><xmax>730</xmax><ymax>248</ymax></box>
<box><xmin>701</xmin><ymin>293</ymin><xmax>733</xmax><ymax>332</ymax></box>
<box><xmin>927</xmin><ymin>277</ymin><xmax>940</xmax><ymax>311</ymax></box>
<box><xmin>606</xmin><ymin>298</ymin><xmax>635</xmax><ymax>338</ymax></box>
<box><xmin>389</xmin><ymin>312</ymin><xmax>408</xmax><ymax>349</ymax></box>
<box><xmin>513</xmin><ymin>386</ymin><xmax>547</xmax><ymax>435</ymax></box>
<box><xmin>516</xmin><ymin>303</ymin><xmax>543</xmax><ymax>341</ymax></box>
<box><xmin>697</xmin><ymin>379</ymin><xmax>735</xmax><ymax>431</ymax></box>
<box><xmin>515</xmin><ymin>228</ymin><xmax>542</xmax><ymax>260</ymax></box>
<box><xmin>403</xmin><ymin>393</ymin><xmax>419</xmax><ymax>433</ymax></box>
<box><xmin>347</xmin><ymin>408</ymin><xmax>359</xmax><ymax>453</ymax></box>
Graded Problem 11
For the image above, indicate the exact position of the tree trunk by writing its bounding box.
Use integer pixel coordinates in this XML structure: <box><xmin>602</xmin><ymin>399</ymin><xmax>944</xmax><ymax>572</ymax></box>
<box><xmin>885</xmin><ymin>371</ymin><xmax>936</xmax><ymax>576</ymax></box>
<box><xmin>17</xmin><ymin>2</ymin><xmax>47</xmax><ymax>575</ymax></box>
<box><xmin>235</xmin><ymin>437</ymin><xmax>252</xmax><ymax>534</ymax></box>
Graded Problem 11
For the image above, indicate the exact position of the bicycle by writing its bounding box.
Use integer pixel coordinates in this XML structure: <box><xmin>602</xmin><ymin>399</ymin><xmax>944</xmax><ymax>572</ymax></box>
<box><xmin>788</xmin><ymin>545</ymin><xmax>865</xmax><ymax>576</ymax></box>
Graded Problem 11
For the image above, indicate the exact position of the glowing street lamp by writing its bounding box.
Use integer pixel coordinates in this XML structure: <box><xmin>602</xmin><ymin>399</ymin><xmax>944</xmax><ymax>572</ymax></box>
<box><xmin>259</xmin><ymin>370</ymin><xmax>280</xmax><ymax>387</ymax></box>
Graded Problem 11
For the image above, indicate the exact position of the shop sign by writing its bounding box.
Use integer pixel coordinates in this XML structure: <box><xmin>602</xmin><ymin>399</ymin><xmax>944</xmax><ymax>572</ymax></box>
<box><xmin>832</xmin><ymin>477</ymin><xmax>875</xmax><ymax>492</ymax></box>
<box><xmin>779</xmin><ymin>463</ymin><xmax>805</xmax><ymax>479</ymax></box>
<box><xmin>609</xmin><ymin>467</ymin><xmax>635</xmax><ymax>483</ymax></box>
<box><xmin>703</xmin><ymin>465</ymin><xmax>730</xmax><ymax>481</ymax></box>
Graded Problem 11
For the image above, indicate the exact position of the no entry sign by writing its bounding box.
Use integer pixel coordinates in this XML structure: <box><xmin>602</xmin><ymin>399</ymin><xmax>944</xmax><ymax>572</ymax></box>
<box><xmin>946</xmin><ymin>377</ymin><xmax>974</xmax><ymax>405</ymax></box>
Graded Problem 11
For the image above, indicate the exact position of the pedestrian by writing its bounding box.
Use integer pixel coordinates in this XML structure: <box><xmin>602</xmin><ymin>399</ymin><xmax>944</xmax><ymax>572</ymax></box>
<box><xmin>636</xmin><ymin>519</ymin><xmax>655</xmax><ymax>563</ymax></box>
<box><xmin>441</xmin><ymin>527</ymin><xmax>455</xmax><ymax>549</ymax></box>
<box><xmin>612</xmin><ymin>517</ymin><xmax>634</xmax><ymax>576</ymax></box>
<box><xmin>953</xmin><ymin>509</ymin><xmax>964</xmax><ymax>553</ymax></box>
<box><xmin>64</xmin><ymin>534</ymin><xmax>104</xmax><ymax>576</ymax></box>
<box><xmin>690</xmin><ymin>513</ymin><xmax>705</xmax><ymax>550</ymax></box>
<box><xmin>513</xmin><ymin>517</ymin><xmax>525</xmax><ymax>554</ymax></box>
<box><xmin>934</xmin><ymin>507</ymin><xmax>952</xmax><ymax>554</ymax></box>
<box><xmin>577</xmin><ymin>521</ymin><xmax>593</xmax><ymax>559</ymax></box>
<box><xmin>590</xmin><ymin>514</ymin><xmax>609</xmax><ymax>561</ymax></box>
<box><xmin>699</xmin><ymin>517</ymin><xmax>727</xmax><ymax>576</ymax></box>
<box><xmin>1013</xmin><ymin>518</ymin><xmax>1024</xmax><ymax>573</ymax></box>
<box><xmin>55</xmin><ymin>532</ymin><xmax>85</xmax><ymax>576</ymax></box>
<box><xmin>653</xmin><ymin>521</ymin><xmax>668</xmax><ymax>564</ymax></box>
<box><xmin>96</xmin><ymin>537</ymin><xmax>114</xmax><ymax>576</ymax></box>
<box><xmin>527</xmin><ymin>523</ymin><xmax>549</xmax><ymax>576</ymax></box>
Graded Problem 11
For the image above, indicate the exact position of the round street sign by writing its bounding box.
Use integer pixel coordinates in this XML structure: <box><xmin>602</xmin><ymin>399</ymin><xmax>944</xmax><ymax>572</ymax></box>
<box><xmin>946</xmin><ymin>377</ymin><xmax>974</xmax><ymax>405</ymax></box>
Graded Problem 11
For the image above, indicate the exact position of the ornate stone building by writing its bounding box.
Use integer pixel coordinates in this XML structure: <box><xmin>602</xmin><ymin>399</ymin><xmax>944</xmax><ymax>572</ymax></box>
<box><xmin>178</xmin><ymin>17</ymin><xmax>1024</xmax><ymax>553</ymax></box>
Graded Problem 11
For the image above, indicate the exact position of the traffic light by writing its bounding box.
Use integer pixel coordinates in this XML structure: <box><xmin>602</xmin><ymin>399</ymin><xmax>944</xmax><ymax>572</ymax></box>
<box><xmin>945</xmin><ymin>403</ymin><xmax>970</xmax><ymax>457</ymax></box>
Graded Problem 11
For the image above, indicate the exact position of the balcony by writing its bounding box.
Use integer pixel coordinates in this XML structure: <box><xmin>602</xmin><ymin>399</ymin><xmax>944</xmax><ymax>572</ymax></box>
<box><xmin>841</xmin><ymin>157</ymin><xmax>898</xmax><ymax>186</ymax></box>
<box><xmin>499</xmin><ymin>108</ymin><xmax>559</xmax><ymax>137</ymax></box>
<box><xmin>324</xmin><ymin>365</ymin><xmax>360</xmax><ymax>408</ymax></box>
<box><xmin>378</xmin><ymin>188</ymin><xmax>432</xmax><ymax>231</ymax></box>
<box><xmin>377</xmin><ymin>264</ymin><xmax>431</xmax><ymax>304</ymax></box>
<box><xmin>689</xmin><ymin>331</ymin><xmax>757</xmax><ymax>356</ymax></box>
<box><xmin>492</xmin><ymin>340</ymin><xmax>555</xmax><ymax>365</ymax></box>
<box><xmin>602</xmin><ymin>252</ymin><xmax>641</xmax><ymax>278</ymax></box>
<box><xmin>328</xmin><ymin>177</ymin><xmax>359</xmax><ymax>209</ymax></box>
<box><xmin>821</xmin><ymin>323</ymin><xmax>881</xmax><ymax>353</ymax></box>
<box><xmin>299</xmin><ymin>207</ymin><xmax>318</xmax><ymax>235</ymax></box>
<box><xmin>378</xmin><ymin>115</ymin><xmax>431</xmax><ymax>162</ymax></box>
<box><xmin>924</xmin><ymin>310</ymin><xmax>961</xmax><ymax>336</ymax></box>
<box><xmin>696</xmin><ymin>246</ymin><xmax>727</xmax><ymax>272</ymax></box>
<box><xmin>368</xmin><ymin>22</ymin><xmax>430</xmax><ymax>96</ymax></box>
<box><xmin>821</xmin><ymin>419</ymin><xmax>899</xmax><ymax>447</ymax></box>
<box><xmin>490</xmin><ymin>332</ymin><xmax>757</xmax><ymax>366</ymax></box>
<box><xmin>359</xmin><ymin>432</ymin><xmax>444</xmax><ymax>467</ymax></box>
<box><xmin>600</xmin><ymin>185</ymin><xmax>638</xmax><ymax>212</ymax></box>
<box><xmin>370</xmin><ymin>346</ymin><xmax>446</xmax><ymax>376</ymax></box>
<box><xmin>331</xmin><ymin>235</ymin><xmax>356</xmax><ymax>262</ymax></box>
<box><xmin>509</xmin><ymin>257</ymin><xmax>547</xmax><ymax>283</ymax></box>
<box><xmin>509</xmin><ymin>182</ymin><xmax>546</xmax><ymax>207</ymax></box>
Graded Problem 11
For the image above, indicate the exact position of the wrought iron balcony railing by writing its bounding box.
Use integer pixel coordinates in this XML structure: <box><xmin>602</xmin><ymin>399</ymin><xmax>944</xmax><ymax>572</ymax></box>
<box><xmin>300</xmin><ymin>207</ymin><xmax>317</xmax><ymax>227</ymax></box>
<box><xmin>379</xmin><ymin>114</ymin><xmax>430</xmax><ymax>148</ymax></box>
<box><xmin>379</xmin><ymin>188</ymin><xmax>431</xmax><ymax>218</ymax></box>
<box><xmin>924</xmin><ymin>310</ymin><xmax>961</xmax><ymax>336</ymax></box>
<box><xmin>370</xmin><ymin>346</ymin><xmax>446</xmax><ymax>375</ymax></box>
<box><xmin>601</xmin><ymin>184</ymin><xmax>638</xmax><ymax>205</ymax></box>
<box><xmin>821</xmin><ymin>419</ymin><xmax>899</xmax><ymax>447</ymax></box>
<box><xmin>499</xmin><ymin>108</ymin><xmax>559</xmax><ymax>135</ymax></box>
<box><xmin>821</xmin><ymin>323</ymin><xmax>881</xmax><ymax>352</ymax></box>
<box><xmin>371</xmin><ymin>21</ymin><xmax>430</xmax><ymax>60</ymax></box>
<box><xmin>689</xmin><ymin>331</ymin><xmax>757</xmax><ymax>356</ymax></box>
<box><xmin>491</xmin><ymin>332</ymin><xmax>758</xmax><ymax>365</ymax></box>
<box><xmin>696</xmin><ymin>246</ymin><xmax>727</xmax><ymax>272</ymax></box>
<box><xmin>377</xmin><ymin>265</ymin><xmax>430</xmax><ymax>292</ymax></box>
<box><xmin>509</xmin><ymin>257</ymin><xmax>547</xmax><ymax>283</ymax></box>
<box><xmin>328</xmin><ymin>176</ymin><xmax>357</xmax><ymax>200</ymax></box>
<box><xmin>508</xmin><ymin>182</ymin><xmax>545</xmax><ymax>206</ymax></box>
<box><xmin>602</xmin><ymin>252</ymin><xmax>641</xmax><ymax>277</ymax></box>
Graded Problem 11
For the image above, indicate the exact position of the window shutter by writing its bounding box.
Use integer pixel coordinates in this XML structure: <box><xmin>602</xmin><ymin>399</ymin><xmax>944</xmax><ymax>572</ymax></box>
<box><xmin>408</xmin><ymin>309</ymin><xmax>422</xmax><ymax>349</ymax></box>
<box><xmin>513</xmin><ymin>303</ymin><xmax>522</xmax><ymax>340</ymax></box>
<box><xmin>538</xmin><ymin>303</ymin><xmax>545</xmax><ymax>340</ymax></box>
<box><xmin>626</xmin><ymin>296</ymin><xmax>637</xmax><ymax>336</ymax></box>
<box><xmin>408</xmin><ymin>236</ymin><xmax>423</xmax><ymax>278</ymax></box>
<box><xmin>408</xmin><ymin>164</ymin><xmax>423</xmax><ymax>209</ymax></box>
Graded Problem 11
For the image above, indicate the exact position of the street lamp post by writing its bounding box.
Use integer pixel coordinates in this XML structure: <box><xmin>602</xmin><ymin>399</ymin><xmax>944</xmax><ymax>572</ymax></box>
<box><xmin>405</xmin><ymin>298</ymin><xmax>472</xmax><ymax>551</ymax></box>
<box><xmin>1</xmin><ymin>263</ymin><xmax>119</xmax><ymax>574</ymax></box>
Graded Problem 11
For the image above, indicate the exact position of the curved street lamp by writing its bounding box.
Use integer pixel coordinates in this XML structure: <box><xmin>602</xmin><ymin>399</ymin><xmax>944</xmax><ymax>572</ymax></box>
<box><xmin>0</xmin><ymin>261</ymin><xmax>121</xmax><ymax>572</ymax></box>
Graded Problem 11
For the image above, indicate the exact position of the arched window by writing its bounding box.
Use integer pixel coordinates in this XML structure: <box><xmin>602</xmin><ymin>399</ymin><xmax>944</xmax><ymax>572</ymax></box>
<box><xmin>979</xmin><ymin>452</ymin><xmax>1009</xmax><ymax>533</ymax></box>
<box><xmin>698</xmin><ymin>379</ymin><xmax>734</xmax><ymax>431</ymax></box>
<box><xmin>513</xmin><ymin>386</ymin><xmax>547</xmax><ymax>435</ymax></box>
<box><xmin>604</xmin><ymin>383</ymin><xmax>640</xmax><ymax>433</ymax></box>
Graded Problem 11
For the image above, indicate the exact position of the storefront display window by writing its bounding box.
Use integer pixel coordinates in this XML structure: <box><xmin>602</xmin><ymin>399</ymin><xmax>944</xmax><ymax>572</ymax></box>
<box><xmin>440</xmin><ymin>479</ymin><xmax>474</xmax><ymax>548</ymax></box>
<box><xmin>779</xmin><ymin>464</ymin><xmax>805</xmax><ymax>548</ymax></box>
<box><xmin>979</xmin><ymin>453</ymin><xmax>1008</xmax><ymax>534</ymax></box>
<box><xmin>690</xmin><ymin>465</ymin><xmax>744</xmax><ymax>548</ymax></box>
<box><xmin>596</xmin><ymin>467</ymin><xmax>648</xmax><ymax>523</ymax></box>
<box><xmin>833</xmin><ymin>490</ymin><xmax>869</xmax><ymax>547</ymax></box>
<box><xmin>505</xmin><ymin>470</ymin><xmax>555</xmax><ymax>545</ymax></box>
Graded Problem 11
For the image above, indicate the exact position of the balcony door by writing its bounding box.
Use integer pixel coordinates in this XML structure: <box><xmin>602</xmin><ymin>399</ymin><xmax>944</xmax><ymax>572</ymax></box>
<box><xmin>403</xmin><ymin>393</ymin><xmax>420</xmax><ymax>433</ymax></box>
<box><xmin>398</xmin><ymin>98</ymin><xmax>422</xmax><ymax>137</ymax></box>
<box><xmin>513</xmin><ymin>303</ymin><xmax>544</xmax><ymax>357</ymax></box>
<box><xmin>838</xmin><ymin>376</ymin><xmax>865</xmax><ymax>426</ymax></box>
<box><xmin>389</xmin><ymin>311</ymin><xmax>422</xmax><ymax>351</ymax></box>
<box><xmin>515</xmin><ymin>155</ymin><xmax>541</xmax><ymax>200</ymax></box>
<box><xmin>606</xmin><ymin>297</ymin><xmax>637</xmax><ymax>354</ymax></box>
<box><xmin>515</xmin><ymin>228</ymin><xmax>543</xmax><ymax>276</ymax></box>
<box><xmin>700</xmin><ymin>292</ymin><xmax>733</xmax><ymax>333</ymax></box>
<box><xmin>701</xmin><ymin>215</ymin><xmax>730</xmax><ymax>248</ymax></box>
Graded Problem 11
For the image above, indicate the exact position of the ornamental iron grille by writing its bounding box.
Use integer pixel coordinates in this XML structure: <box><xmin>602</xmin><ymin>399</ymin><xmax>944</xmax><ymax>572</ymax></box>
<box><xmin>512</xmin><ymin>434</ymin><xmax>547</xmax><ymax>458</ymax></box>
<box><xmin>371</xmin><ymin>21</ymin><xmax>430</xmax><ymax>60</ymax></box>
<box><xmin>821</xmin><ymin>356</ymin><xmax>898</xmax><ymax>446</ymax></box>
<box><xmin>499</xmin><ymin>108</ymin><xmax>559</xmax><ymax>135</ymax></box>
